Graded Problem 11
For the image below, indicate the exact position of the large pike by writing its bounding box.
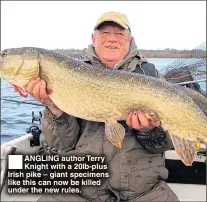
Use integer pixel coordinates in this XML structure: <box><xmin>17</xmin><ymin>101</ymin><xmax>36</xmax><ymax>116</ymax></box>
<box><xmin>0</xmin><ymin>47</ymin><xmax>207</xmax><ymax>166</ymax></box>
<box><xmin>177</xmin><ymin>86</ymin><xmax>207</xmax><ymax>116</ymax></box>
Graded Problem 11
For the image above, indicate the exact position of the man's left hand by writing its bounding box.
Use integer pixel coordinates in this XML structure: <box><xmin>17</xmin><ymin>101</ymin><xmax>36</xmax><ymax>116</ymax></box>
<box><xmin>126</xmin><ymin>111</ymin><xmax>160</xmax><ymax>132</ymax></box>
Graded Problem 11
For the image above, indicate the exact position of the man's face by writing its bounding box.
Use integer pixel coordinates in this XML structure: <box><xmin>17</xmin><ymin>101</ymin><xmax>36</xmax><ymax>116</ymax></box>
<box><xmin>92</xmin><ymin>24</ymin><xmax>132</xmax><ymax>66</ymax></box>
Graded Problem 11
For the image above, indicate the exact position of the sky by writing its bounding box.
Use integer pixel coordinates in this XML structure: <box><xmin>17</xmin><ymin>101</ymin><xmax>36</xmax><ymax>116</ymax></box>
<box><xmin>1</xmin><ymin>1</ymin><xmax>206</xmax><ymax>50</ymax></box>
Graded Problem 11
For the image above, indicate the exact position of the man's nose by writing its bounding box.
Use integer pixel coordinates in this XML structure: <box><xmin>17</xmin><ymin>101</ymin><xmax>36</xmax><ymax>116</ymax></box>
<box><xmin>107</xmin><ymin>33</ymin><xmax>118</xmax><ymax>42</ymax></box>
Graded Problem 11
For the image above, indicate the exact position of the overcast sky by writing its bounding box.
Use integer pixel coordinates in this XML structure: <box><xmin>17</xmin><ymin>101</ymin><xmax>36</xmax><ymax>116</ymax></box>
<box><xmin>1</xmin><ymin>1</ymin><xmax>206</xmax><ymax>50</ymax></box>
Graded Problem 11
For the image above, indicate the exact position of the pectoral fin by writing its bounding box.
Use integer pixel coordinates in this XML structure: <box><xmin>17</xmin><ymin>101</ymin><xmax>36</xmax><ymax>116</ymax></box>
<box><xmin>170</xmin><ymin>134</ymin><xmax>197</xmax><ymax>166</ymax></box>
<box><xmin>12</xmin><ymin>84</ymin><xmax>28</xmax><ymax>98</ymax></box>
<box><xmin>105</xmin><ymin>120</ymin><xmax>125</xmax><ymax>148</ymax></box>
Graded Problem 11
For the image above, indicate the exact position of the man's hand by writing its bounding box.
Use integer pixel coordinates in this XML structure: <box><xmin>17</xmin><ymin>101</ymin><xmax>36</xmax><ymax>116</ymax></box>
<box><xmin>24</xmin><ymin>77</ymin><xmax>64</xmax><ymax>118</ymax></box>
<box><xmin>126</xmin><ymin>111</ymin><xmax>160</xmax><ymax>132</ymax></box>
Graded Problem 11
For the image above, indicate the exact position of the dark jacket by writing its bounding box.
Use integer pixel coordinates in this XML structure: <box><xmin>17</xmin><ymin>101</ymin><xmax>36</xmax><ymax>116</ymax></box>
<box><xmin>38</xmin><ymin>39</ymin><xmax>179</xmax><ymax>202</ymax></box>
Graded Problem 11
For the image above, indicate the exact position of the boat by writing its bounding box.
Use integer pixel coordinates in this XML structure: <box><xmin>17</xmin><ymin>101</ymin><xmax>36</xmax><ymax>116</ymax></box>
<box><xmin>1</xmin><ymin>118</ymin><xmax>206</xmax><ymax>201</ymax></box>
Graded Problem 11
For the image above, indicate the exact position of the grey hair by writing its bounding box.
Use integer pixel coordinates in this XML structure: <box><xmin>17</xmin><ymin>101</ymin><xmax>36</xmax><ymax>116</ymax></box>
<box><xmin>93</xmin><ymin>29</ymin><xmax>132</xmax><ymax>38</ymax></box>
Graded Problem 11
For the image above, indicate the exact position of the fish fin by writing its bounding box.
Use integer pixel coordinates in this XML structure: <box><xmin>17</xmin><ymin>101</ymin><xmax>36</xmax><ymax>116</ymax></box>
<box><xmin>105</xmin><ymin>120</ymin><xmax>125</xmax><ymax>148</ymax></box>
<box><xmin>170</xmin><ymin>134</ymin><xmax>197</xmax><ymax>166</ymax></box>
<box><xmin>12</xmin><ymin>84</ymin><xmax>28</xmax><ymax>98</ymax></box>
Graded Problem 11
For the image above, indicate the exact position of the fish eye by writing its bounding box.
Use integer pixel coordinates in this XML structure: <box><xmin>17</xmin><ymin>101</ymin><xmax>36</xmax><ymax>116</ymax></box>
<box><xmin>1</xmin><ymin>50</ymin><xmax>7</xmax><ymax>56</ymax></box>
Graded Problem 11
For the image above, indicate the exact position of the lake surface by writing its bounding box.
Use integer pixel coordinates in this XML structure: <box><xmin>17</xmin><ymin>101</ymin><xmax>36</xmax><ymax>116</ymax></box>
<box><xmin>1</xmin><ymin>58</ymin><xmax>206</xmax><ymax>143</ymax></box>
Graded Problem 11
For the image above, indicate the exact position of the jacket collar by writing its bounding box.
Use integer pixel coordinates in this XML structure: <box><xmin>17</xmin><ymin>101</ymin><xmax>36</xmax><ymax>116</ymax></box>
<box><xmin>85</xmin><ymin>38</ymin><xmax>142</xmax><ymax>69</ymax></box>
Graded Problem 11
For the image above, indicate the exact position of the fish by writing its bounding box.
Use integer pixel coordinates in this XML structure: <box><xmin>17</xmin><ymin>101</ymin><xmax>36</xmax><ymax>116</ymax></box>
<box><xmin>177</xmin><ymin>86</ymin><xmax>207</xmax><ymax>116</ymax></box>
<box><xmin>0</xmin><ymin>47</ymin><xmax>207</xmax><ymax>166</ymax></box>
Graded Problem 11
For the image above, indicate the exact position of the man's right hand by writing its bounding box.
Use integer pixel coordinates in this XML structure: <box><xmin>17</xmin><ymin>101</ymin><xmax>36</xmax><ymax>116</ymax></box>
<box><xmin>24</xmin><ymin>77</ymin><xmax>64</xmax><ymax>118</ymax></box>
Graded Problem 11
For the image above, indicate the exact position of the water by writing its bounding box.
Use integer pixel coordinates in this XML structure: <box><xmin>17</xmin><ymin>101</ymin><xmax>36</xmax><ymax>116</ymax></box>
<box><xmin>1</xmin><ymin>81</ymin><xmax>44</xmax><ymax>143</ymax></box>
<box><xmin>1</xmin><ymin>58</ymin><xmax>206</xmax><ymax>144</ymax></box>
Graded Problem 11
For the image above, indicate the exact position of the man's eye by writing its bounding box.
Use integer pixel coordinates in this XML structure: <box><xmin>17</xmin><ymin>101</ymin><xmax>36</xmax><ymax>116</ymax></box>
<box><xmin>117</xmin><ymin>33</ymin><xmax>124</xmax><ymax>36</ymax></box>
<box><xmin>102</xmin><ymin>31</ymin><xmax>109</xmax><ymax>34</ymax></box>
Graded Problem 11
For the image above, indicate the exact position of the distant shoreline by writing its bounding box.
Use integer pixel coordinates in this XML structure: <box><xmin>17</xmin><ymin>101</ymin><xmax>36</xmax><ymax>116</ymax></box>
<box><xmin>55</xmin><ymin>48</ymin><xmax>206</xmax><ymax>58</ymax></box>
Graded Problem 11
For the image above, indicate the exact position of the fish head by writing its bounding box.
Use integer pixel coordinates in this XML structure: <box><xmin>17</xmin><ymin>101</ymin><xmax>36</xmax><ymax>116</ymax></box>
<box><xmin>0</xmin><ymin>47</ymin><xmax>40</xmax><ymax>87</ymax></box>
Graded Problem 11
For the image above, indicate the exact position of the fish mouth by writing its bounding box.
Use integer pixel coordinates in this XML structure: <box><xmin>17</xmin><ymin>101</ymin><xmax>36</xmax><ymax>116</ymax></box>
<box><xmin>0</xmin><ymin>56</ymin><xmax>3</xmax><ymax>67</ymax></box>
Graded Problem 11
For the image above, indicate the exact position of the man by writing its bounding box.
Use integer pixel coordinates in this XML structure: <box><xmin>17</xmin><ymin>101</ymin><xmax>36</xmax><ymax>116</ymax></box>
<box><xmin>26</xmin><ymin>11</ymin><xmax>179</xmax><ymax>202</ymax></box>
